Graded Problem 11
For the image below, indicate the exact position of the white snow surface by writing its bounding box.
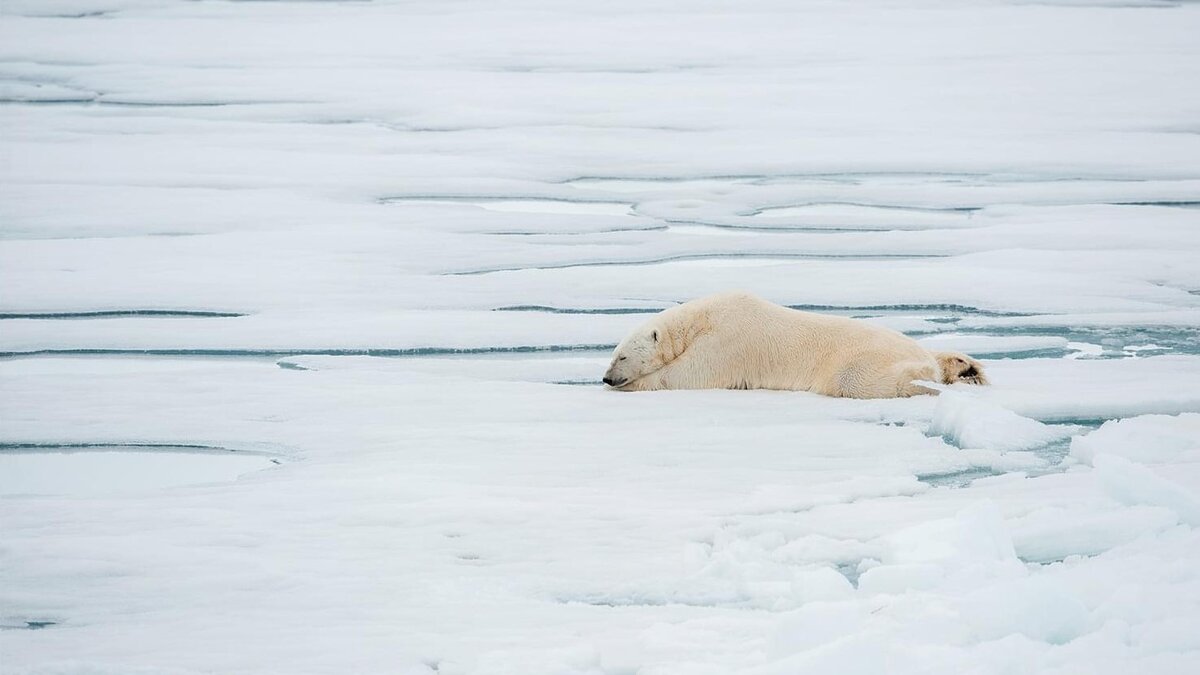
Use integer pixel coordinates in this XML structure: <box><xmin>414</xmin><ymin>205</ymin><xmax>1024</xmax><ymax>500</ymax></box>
<box><xmin>2</xmin><ymin>1</ymin><xmax>1200</xmax><ymax>674</ymax></box>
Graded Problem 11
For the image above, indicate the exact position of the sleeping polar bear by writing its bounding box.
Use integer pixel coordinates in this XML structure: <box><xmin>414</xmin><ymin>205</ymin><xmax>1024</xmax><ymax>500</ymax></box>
<box><xmin>602</xmin><ymin>292</ymin><xmax>987</xmax><ymax>398</ymax></box>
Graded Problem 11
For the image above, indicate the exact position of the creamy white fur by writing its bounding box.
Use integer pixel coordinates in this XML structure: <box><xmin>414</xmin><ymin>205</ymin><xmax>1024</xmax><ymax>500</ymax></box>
<box><xmin>604</xmin><ymin>292</ymin><xmax>987</xmax><ymax>399</ymax></box>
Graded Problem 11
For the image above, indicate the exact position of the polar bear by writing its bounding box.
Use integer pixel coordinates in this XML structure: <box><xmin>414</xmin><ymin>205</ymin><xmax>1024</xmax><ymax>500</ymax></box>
<box><xmin>602</xmin><ymin>292</ymin><xmax>987</xmax><ymax>398</ymax></box>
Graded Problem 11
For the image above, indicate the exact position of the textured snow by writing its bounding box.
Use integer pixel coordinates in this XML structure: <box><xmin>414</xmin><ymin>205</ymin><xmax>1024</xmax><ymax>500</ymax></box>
<box><xmin>2</xmin><ymin>0</ymin><xmax>1200</xmax><ymax>673</ymax></box>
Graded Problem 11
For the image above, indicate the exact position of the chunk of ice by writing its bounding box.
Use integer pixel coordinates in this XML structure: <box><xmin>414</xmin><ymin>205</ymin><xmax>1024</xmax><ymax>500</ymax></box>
<box><xmin>930</xmin><ymin>391</ymin><xmax>1076</xmax><ymax>452</ymax></box>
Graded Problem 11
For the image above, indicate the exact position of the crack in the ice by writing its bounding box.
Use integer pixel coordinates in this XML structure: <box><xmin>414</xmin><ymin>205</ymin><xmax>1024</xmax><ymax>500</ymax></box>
<box><xmin>377</xmin><ymin>194</ymin><xmax>634</xmax><ymax>207</ymax></box>
<box><xmin>836</xmin><ymin>561</ymin><xmax>867</xmax><ymax>588</ymax></box>
<box><xmin>9</xmin><ymin>8</ymin><xmax>113</xmax><ymax>17</ymax></box>
<box><xmin>0</xmin><ymin>345</ymin><xmax>617</xmax><ymax>359</ymax></box>
<box><xmin>915</xmin><ymin>467</ymin><xmax>1004</xmax><ymax>488</ymax></box>
<box><xmin>1019</xmin><ymin>551</ymin><xmax>1101</xmax><ymax>566</ymax></box>
<box><xmin>0</xmin><ymin>99</ymin><xmax>287</xmax><ymax>108</ymax></box>
<box><xmin>0</xmin><ymin>310</ymin><xmax>245</xmax><ymax>320</ymax></box>
<box><xmin>485</xmin><ymin>64</ymin><xmax>723</xmax><ymax>74</ymax></box>
<box><xmin>661</xmin><ymin>218</ymin><xmax>938</xmax><ymax>233</ymax></box>
<box><xmin>445</xmin><ymin>252</ymin><xmax>949</xmax><ymax>275</ymax></box>
<box><xmin>917</xmin><ymin>436</ymin><xmax>1080</xmax><ymax>489</ymax></box>
<box><xmin>494</xmin><ymin>305</ymin><xmax>664</xmax><ymax>314</ymax></box>
<box><xmin>748</xmin><ymin>203</ymin><xmax>980</xmax><ymax>216</ymax></box>
<box><xmin>1044</xmin><ymin>417</ymin><xmax>1113</xmax><ymax>429</ymax></box>
<box><xmin>1111</xmin><ymin>200</ymin><xmax>1200</xmax><ymax>208</ymax></box>
<box><xmin>561</xmin><ymin>171</ymin><xmax>998</xmax><ymax>185</ymax></box>
<box><xmin>948</xmin><ymin>325</ymin><xmax>1200</xmax><ymax>355</ymax></box>
<box><xmin>490</xmin><ymin>225</ymin><xmax>667</xmax><ymax>236</ymax></box>
<box><xmin>365</xmin><ymin>121</ymin><xmax>706</xmax><ymax>133</ymax></box>
<box><xmin>0</xmin><ymin>97</ymin><xmax>95</xmax><ymax>105</ymax></box>
<box><xmin>970</xmin><ymin>348</ymin><xmax>1070</xmax><ymax>360</ymax></box>
<box><xmin>0</xmin><ymin>620</ymin><xmax>58</xmax><ymax>631</ymax></box>
<box><xmin>0</xmin><ymin>442</ymin><xmax>279</xmax><ymax>457</ymax></box>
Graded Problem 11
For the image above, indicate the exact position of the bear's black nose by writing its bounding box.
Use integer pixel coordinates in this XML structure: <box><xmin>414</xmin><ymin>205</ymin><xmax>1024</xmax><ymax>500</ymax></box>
<box><xmin>603</xmin><ymin>377</ymin><xmax>616</xmax><ymax>386</ymax></box>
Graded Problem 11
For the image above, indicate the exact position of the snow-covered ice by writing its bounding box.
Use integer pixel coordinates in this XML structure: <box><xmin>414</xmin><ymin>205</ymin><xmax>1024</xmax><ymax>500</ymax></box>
<box><xmin>0</xmin><ymin>446</ymin><xmax>280</xmax><ymax>497</ymax></box>
<box><xmin>2</xmin><ymin>0</ymin><xmax>1199</xmax><ymax>673</ymax></box>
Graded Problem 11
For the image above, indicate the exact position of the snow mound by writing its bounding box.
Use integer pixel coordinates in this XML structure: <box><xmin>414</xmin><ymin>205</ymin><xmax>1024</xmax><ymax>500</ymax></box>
<box><xmin>959</xmin><ymin>577</ymin><xmax>1090</xmax><ymax>645</ymax></box>
<box><xmin>1095</xmin><ymin>455</ymin><xmax>1200</xmax><ymax>526</ymax></box>
<box><xmin>929</xmin><ymin>390</ymin><xmax>1076</xmax><ymax>452</ymax></box>
<box><xmin>863</xmin><ymin>502</ymin><xmax>1023</xmax><ymax>595</ymax></box>
<box><xmin>1070</xmin><ymin>413</ymin><xmax>1200</xmax><ymax>465</ymax></box>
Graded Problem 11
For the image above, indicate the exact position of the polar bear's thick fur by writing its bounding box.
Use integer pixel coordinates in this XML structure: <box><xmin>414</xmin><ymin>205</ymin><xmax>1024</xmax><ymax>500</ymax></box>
<box><xmin>603</xmin><ymin>292</ymin><xmax>987</xmax><ymax>399</ymax></box>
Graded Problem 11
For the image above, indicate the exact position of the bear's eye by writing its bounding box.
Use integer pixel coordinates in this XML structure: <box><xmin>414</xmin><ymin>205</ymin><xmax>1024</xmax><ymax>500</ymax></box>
<box><xmin>652</xmin><ymin>330</ymin><xmax>658</xmax><ymax>342</ymax></box>
<box><xmin>618</xmin><ymin>356</ymin><xmax>627</xmax><ymax>361</ymax></box>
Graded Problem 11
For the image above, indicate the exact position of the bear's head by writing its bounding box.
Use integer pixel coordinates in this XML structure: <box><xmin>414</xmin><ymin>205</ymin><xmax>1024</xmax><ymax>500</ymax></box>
<box><xmin>935</xmin><ymin>351</ymin><xmax>989</xmax><ymax>386</ymax></box>
<box><xmin>603</xmin><ymin>321</ymin><xmax>667</xmax><ymax>389</ymax></box>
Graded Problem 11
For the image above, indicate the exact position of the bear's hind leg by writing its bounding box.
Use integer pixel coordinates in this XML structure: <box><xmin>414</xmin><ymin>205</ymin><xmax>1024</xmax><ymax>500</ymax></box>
<box><xmin>834</xmin><ymin>359</ymin><xmax>937</xmax><ymax>399</ymax></box>
<box><xmin>893</xmin><ymin>361</ymin><xmax>941</xmax><ymax>398</ymax></box>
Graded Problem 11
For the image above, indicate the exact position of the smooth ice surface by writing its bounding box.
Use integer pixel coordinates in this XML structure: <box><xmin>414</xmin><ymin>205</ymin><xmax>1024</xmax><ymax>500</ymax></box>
<box><xmin>390</xmin><ymin>199</ymin><xmax>635</xmax><ymax>216</ymax></box>
<box><xmin>2</xmin><ymin>0</ymin><xmax>1200</xmax><ymax>674</ymax></box>
<box><xmin>0</xmin><ymin>448</ymin><xmax>277</xmax><ymax>496</ymax></box>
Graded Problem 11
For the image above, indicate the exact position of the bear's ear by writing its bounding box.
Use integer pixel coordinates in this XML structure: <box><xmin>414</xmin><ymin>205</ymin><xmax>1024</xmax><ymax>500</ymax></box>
<box><xmin>652</xmin><ymin>330</ymin><xmax>658</xmax><ymax>342</ymax></box>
